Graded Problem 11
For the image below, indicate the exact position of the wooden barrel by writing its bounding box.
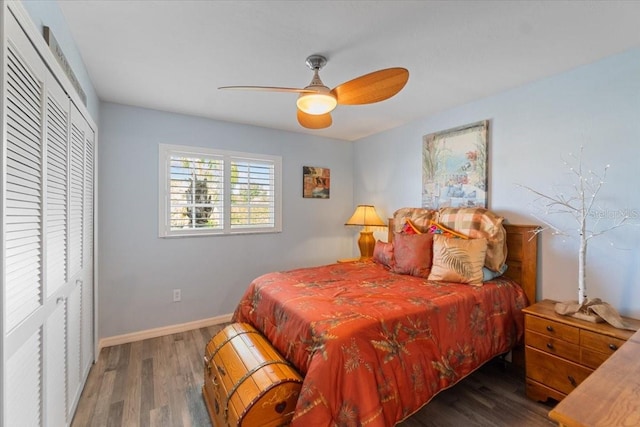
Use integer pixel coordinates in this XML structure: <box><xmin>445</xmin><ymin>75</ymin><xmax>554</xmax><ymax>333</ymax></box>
<box><xmin>202</xmin><ymin>323</ymin><xmax>303</xmax><ymax>427</ymax></box>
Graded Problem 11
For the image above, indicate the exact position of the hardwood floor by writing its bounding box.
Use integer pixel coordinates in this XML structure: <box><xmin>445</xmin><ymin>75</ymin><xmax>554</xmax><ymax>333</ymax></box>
<box><xmin>72</xmin><ymin>325</ymin><xmax>556</xmax><ymax>427</ymax></box>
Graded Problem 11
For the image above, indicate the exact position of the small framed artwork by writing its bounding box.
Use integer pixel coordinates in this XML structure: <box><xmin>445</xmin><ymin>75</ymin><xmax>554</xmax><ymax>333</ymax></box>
<box><xmin>303</xmin><ymin>166</ymin><xmax>330</xmax><ymax>199</ymax></box>
<box><xmin>422</xmin><ymin>120</ymin><xmax>488</xmax><ymax>209</ymax></box>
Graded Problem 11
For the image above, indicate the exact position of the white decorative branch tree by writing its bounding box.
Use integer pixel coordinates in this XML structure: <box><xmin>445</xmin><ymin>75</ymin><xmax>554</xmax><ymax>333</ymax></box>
<box><xmin>518</xmin><ymin>147</ymin><xmax>630</xmax><ymax>304</ymax></box>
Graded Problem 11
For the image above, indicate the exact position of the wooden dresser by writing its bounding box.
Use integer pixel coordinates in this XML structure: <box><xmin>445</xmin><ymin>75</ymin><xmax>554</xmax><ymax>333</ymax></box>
<box><xmin>548</xmin><ymin>329</ymin><xmax>640</xmax><ymax>426</ymax></box>
<box><xmin>523</xmin><ymin>299</ymin><xmax>640</xmax><ymax>402</ymax></box>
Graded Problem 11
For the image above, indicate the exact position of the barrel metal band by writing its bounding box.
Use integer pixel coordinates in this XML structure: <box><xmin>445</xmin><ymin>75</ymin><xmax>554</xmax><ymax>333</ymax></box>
<box><xmin>207</xmin><ymin>328</ymin><xmax>260</xmax><ymax>368</ymax></box>
<box><xmin>224</xmin><ymin>359</ymin><xmax>291</xmax><ymax>421</ymax></box>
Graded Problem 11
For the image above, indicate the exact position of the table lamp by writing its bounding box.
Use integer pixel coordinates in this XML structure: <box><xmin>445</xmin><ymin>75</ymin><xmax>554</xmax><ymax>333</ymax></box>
<box><xmin>345</xmin><ymin>205</ymin><xmax>386</xmax><ymax>259</ymax></box>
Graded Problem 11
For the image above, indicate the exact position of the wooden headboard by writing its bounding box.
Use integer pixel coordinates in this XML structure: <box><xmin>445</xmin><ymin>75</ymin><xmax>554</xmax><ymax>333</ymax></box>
<box><xmin>387</xmin><ymin>219</ymin><xmax>539</xmax><ymax>305</ymax></box>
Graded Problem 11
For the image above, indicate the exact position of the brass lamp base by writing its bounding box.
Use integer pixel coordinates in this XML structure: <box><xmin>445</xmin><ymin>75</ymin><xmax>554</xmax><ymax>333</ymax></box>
<box><xmin>357</xmin><ymin>231</ymin><xmax>376</xmax><ymax>259</ymax></box>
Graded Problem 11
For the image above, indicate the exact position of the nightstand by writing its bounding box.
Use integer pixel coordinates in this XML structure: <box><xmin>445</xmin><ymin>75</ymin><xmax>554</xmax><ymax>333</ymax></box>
<box><xmin>523</xmin><ymin>299</ymin><xmax>640</xmax><ymax>403</ymax></box>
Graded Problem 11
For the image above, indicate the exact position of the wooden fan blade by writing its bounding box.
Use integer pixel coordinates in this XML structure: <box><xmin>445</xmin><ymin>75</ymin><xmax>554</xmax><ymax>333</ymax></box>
<box><xmin>297</xmin><ymin>109</ymin><xmax>332</xmax><ymax>129</ymax></box>
<box><xmin>218</xmin><ymin>86</ymin><xmax>316</xmax><ymax>94</ymax></box>
<box><xmin>331</xmin><ymin>67</ymin><xmax>409</xmax><ymax>105</ymax></box>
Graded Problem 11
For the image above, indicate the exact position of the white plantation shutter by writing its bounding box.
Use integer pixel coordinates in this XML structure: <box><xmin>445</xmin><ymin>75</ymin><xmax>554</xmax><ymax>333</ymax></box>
<box><xmin>5</xmin><ymin>37</ymin><xmax>44</xmax><ymax>331</ymax></box>
<box><xmin>169</xmin><ymin>154</ymin><xmax>223</xmax><ymax>231</ymax></box>
<box><xmin>230</xmin><ymin>159</ymin><xmax>276</xmax><ymax>229</ymax></box>
<box><xmin>159</xmin><ymin>144</ymin><xmax>281</xmax><ymax>236</ymax></box>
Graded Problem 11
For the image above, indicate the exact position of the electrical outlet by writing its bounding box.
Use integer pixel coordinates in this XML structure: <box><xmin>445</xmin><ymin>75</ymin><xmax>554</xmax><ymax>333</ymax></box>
<box><xmin>173</xmin><ymin>289</ymin><xmax>181</xmax><ymax>302</ymax></box>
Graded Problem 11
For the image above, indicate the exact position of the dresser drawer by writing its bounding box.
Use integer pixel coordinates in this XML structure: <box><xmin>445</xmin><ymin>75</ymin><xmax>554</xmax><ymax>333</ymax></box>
<box><xmin>580</xmin><ymin>348</ymin><xmax>609</xmax><ymax>369</ymax></box>
<box><xmin>580</xmin><ymin>329</ymin><xmax>625</xmax><ymax>354</ymax></box>
<box><xmin>525</xmin><ymin>315</ymin><xmax>579</xmax><ymax>344</ymax></box>
<box><xmin>525</xmin><ymin>330</ymin><xmax>580</xmax><ymax>363</ymax></box>
<box><xmin>526</xmin><ymin>347</ymin><xmax>593</xmax><ymax>395</ymax></box>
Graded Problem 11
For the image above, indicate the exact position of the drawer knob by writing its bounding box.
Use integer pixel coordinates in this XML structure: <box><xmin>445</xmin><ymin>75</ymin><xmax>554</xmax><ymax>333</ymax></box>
<box><xmin>609</xmin><ymin>343</ymin><xmax>618</xmax><ymax>351</ymax></box>
<box><xmin>546</xmin><ymin>342</ymin><xmax>554</xmax><ymax>350</ymax></box>
<box><xmin>568</xmin><ymin>375</ymin><xmax>577</xmax><ymax>387</ymax></box>
<box><xmin>546</xmin><ymin>325</ymin><xmax>554</xmax><ymax>332</ymax></box>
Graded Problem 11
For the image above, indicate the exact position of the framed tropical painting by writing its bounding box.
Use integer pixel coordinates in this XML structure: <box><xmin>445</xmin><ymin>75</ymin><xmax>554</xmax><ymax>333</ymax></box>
<box><xmin>422</xmin><ymin>120</ymin><xmax>488</xmax><ymax>209</ymax></box>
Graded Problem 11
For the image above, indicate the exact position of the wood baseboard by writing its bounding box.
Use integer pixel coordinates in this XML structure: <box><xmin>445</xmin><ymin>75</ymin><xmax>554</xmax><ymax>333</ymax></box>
<box><xmin>98</xmin><ymin>313</ymin><xmax>233</xmax><ymax>352</ymax></box>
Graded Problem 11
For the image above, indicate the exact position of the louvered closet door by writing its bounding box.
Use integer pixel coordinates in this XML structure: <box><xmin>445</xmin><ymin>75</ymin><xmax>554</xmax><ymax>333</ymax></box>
<box><xmin>4</xmin><ymin>10</ymin><xmax>47</xmax><ymax>427</ymax></box>
<box><xmin>81</xmin><ymin>124</ymin><xmax>95</xmax><ymax>378</ymax></box>
<box><xmin>67</xmin><ymin>103</ymin><xmax>93</xmax><ymax>416</ymax></box>
<box><xmin>3</xmin><ymin>7</ymin><xmax>96</xmax><ymax>426</ymax></box>
<box><xmin>44</xmin><ymin>67</ymin><xmax>71</xmax><ymax>427</ymax></box>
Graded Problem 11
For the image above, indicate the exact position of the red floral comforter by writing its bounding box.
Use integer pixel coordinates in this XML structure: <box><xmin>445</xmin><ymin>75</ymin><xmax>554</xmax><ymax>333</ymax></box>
<box><xmin>233</xmin><ymin>260</ymin><xmax>527</xmax><ymax>427</ymax></box>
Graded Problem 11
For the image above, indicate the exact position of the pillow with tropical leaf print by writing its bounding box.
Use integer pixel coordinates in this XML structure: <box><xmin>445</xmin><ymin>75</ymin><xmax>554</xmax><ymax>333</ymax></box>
<box><xmin>428</xmin><ymin>234</ymin><xmax>488</xmax><ymax>285</ymax></box>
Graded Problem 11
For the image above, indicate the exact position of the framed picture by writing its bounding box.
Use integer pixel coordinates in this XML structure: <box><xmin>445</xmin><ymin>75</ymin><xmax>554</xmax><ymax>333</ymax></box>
<box><xmin>303</xmin><ymin>166</ymin><xmax>330</xmax><ymax>199</ymax></box>
<box><xmin>422</xmin><ymin>120</ymin><xmax>488</xmax><ymax>209</ymax></box>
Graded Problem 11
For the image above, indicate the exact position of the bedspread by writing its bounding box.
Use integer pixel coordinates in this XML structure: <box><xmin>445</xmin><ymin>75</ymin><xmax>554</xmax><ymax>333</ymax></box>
<box><xmin>233</xmin><ymin>260</ymin><xmax>527</xmax><ymax>427</ymax></box>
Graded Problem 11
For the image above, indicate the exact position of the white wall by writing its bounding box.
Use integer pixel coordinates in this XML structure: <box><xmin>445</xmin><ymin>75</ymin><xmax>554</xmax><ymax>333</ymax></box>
<box><xmin>353</xmin><ymin>48</ymin><xmax>640</xmax><ymax>318</ymax></box>
<box><xmin>98</xmin><ymin>103</ymin><xmax>355</xmax><ymax>338</ymax></box>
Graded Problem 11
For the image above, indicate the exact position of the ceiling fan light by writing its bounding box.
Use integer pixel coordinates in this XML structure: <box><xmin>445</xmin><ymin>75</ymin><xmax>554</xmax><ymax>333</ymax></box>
<box><xmin>296</xmin><ymin>92</ymin><xmax>337</xmax><ymax>115</ymax></box>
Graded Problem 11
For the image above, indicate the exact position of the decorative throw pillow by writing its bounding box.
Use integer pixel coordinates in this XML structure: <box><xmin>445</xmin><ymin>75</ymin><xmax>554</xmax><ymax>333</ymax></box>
<box><xmin>391</xmin><ymin>232</ymin><xmax>433</xmax><ymax>278</ymax></box>
<box><xmin>428</xmin><ymin>234</ymin><xmax>488</xmax><ymax>285</ymax></box>
<box><xmin>482</xmin><ymin>264</ymin><xmax>508</xmax><ymax>281</ymax></box>
<box><xmin>373</xmin><ymin>240</ymin><xmax>394</xmax><ymax>269</ymax></box>
<box><xmin>427</xmin><ymin>220</ymin><xmax>469</xmax><ymax>239</ymax></box>
<box><xmin>437</xmin><ymin>207</ymin><xmax>507</xmax><ymax>272</ymax></box>
<box><xmin>393</xmin><ymin>207</ymin><xmax>438</xmax><ymax>234</ymax></box>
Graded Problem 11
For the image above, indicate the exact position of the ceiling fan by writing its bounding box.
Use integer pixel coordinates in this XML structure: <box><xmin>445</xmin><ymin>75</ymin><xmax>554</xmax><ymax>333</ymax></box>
<box><xmin>218</xmin><ymin>55</ymin><xmax>409</xmax><ymax>129</ymax></box>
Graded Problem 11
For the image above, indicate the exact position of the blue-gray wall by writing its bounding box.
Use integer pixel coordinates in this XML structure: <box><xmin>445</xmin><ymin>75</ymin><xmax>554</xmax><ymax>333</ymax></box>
<box><xmin>353</xmin><ymin>48</ymin><xmax>640</xmax><ymax>317</ymax></box>
<box><xmin>98</xmin><ymin>103</ymin><xmax>354</xmax><ymax>337</ymax></box>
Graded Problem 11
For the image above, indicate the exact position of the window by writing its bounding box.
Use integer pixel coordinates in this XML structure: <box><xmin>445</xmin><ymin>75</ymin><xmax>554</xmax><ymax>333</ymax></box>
<box><xmin>159</xmin><ymin>144</ymin><xmax>282</xmax><ymax>237</ymax></box>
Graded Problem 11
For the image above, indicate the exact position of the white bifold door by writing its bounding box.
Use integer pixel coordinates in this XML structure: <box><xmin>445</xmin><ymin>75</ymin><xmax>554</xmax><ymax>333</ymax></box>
<box><xmin>2</xmin><ymin>4</ymin><xmax>96</xmax><ymax>426</ymax></box>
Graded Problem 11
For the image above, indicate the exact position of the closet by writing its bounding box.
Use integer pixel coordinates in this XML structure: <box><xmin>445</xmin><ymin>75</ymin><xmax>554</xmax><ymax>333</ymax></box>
<box><xmin>1</xmin><ymin>2</ymin><xmax>97</xmax><ymax>426</ymax></box>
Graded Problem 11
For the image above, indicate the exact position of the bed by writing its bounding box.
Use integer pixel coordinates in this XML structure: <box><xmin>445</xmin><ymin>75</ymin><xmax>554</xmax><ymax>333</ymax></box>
<box><xmin>233</xmin><ymin>208</ymin><xmax>538</xmax><ymax>427</ymax></box>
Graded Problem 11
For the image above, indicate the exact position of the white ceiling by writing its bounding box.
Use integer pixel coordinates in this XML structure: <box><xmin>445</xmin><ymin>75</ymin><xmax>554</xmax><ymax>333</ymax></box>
<box><xmin>57</xmin><ymin>0</ymin><xmax>640</xmax><ymax>141</ymax></box>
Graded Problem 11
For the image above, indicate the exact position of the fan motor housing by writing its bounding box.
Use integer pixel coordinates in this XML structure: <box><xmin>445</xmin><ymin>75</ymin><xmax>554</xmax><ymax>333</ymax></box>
<box><xmin>305</xmin><ymin>55</ymin><xmax>327</xmax><ymax>71</ymax></box>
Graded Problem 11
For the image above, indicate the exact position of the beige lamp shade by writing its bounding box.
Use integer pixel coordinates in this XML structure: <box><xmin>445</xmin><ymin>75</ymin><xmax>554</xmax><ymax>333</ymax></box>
<box><xmin>345</xmin><ymin>205</ymin><xmax>386</xmax><ymax>259</ymax></box>
<box><xmin>344</xmin><ymin>205</ymin><xmax>386</xmax><ymax>227</ymax></box>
